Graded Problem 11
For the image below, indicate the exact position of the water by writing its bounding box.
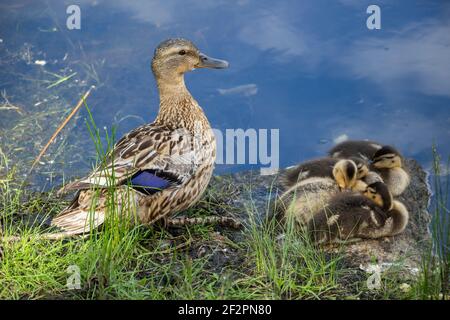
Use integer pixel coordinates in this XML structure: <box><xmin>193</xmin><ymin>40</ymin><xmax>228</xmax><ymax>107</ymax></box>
<box><xmin>0</xmin><ymin>0</ymin><xmax>449</xmax><ymax>193</ymax></box>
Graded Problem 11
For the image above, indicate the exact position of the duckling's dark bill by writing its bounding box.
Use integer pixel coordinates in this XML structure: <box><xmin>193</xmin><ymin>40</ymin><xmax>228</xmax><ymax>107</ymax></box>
<box><xmin>196</xmin><ymin>53</ymin><xmax>229</xmax><ymax>69</ymax></box>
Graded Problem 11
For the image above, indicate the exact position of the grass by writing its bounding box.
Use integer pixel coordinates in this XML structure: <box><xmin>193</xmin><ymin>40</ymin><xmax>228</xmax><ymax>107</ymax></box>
<box><xmin>412</xmin><ymin>146</ymin><xmax>450</xmax><ymax>299</ymax></box>
<box><xmin>246</xmin><ymin>202</ymin><xmax>342</xmax><ymax>299</ymax></box>
<box><xmin>44</xmin><ymin>71</ymin><xmax>77</xmax><ymax>89</ymax></box>
<box><xmin>1</xmin><ymin>105</ymin><xmax>449</xmax><ymax>299</ymax></box>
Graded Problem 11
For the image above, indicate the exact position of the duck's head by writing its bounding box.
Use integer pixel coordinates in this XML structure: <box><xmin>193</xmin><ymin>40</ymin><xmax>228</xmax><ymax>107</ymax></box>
<box><xmin>332</xmin><ymin>159</ymin><xmax>358</xmax><ymax>190</ymax></box>
<box><xmin>349</xmin><ymin>157</ymin><xmax>369</xmax><ymax>179</ymax></box>
<box><xmin>363</xmin><ymin>181</ymin><xmax>393</xmax><ymax>210</ymax></box>
<box><xmin>372</xmin><ymin>145</ymin><xmax>402</xmax><ymax>169</ymax></box>
<box><xmin>151</xmin><ymin>38</ymin><xmax>228</xmax><ymax>82</ymax></box>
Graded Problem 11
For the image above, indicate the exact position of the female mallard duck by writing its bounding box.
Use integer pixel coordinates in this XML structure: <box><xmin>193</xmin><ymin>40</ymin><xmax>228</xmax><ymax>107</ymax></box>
<box><xmin>52</xmin><ymin>38</ymin><xmax>230</xmax><ymax>235</ymax></box>
<box><xmin>308</xmin><ymin>181</ymin><xmax>409</xmax><ymax>244</ymax></box>
<box><xmin>275</xmin><ymin>159</ymin><xmax>365</xmax><ymax>225</ymax></box>
<box><xmin>328</xmin><ymin>140</ymin><xmax>410</xmax><ymax>196</ymax></box>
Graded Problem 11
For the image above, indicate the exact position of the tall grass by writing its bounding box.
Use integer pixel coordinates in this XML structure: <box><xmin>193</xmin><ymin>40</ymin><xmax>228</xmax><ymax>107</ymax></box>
<box><xmin>0</xmin><ymin>146</ymin><xmax>77</xmax><ymax>299</ymax></box>
<box><xmin>0</xmin><ymin>102</ymin><xmax>139</xmax><ymax>299</ymax></box>
<box><xmin>415</xmin><ymin>146</ymin><xmax>450</xmax><ymax>299</ymax></box>
<box><xmin>67</xmin><ymin>103</ymin><xmax>143</xmax><ymax>298</ymax></box>
<box><xmin>244</xmin><ymin>188</ymin><xmax>342</xmax><ymax>299</ymax></box>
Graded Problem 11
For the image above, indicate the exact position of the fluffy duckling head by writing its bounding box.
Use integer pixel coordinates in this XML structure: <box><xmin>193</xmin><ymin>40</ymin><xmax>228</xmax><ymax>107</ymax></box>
<box><xmin>332</xmin><ymin>159</ymin><xmax>358</xmax><ymax>190</ymax></box>
<box><xmin>372</xmin><ymin>146</ymin><xmax>402</xmax><ymax>169</ymax></box>
<box><xmin>363</xmin><ymin>181</ymin><xmax>394</xmax><ymax>211</ymax></box>
<box><xmin>349</xmin><ymin>157</ymin><xmax>370</xmax><ymax>179</ymax></box>
<box><xmin>151</xmin><ymin>38</ymin><xmax>228</xmax><ymax>83</ymax></box>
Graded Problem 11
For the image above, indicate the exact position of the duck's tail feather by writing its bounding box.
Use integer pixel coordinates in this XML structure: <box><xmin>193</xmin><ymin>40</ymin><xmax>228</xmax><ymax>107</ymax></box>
<box><xmin>51</xmin><ymin>206</ymin><xmax>105</xmax><ymax>235</ymax></box>
<box><xmin>57</xmin><ymin>181</ymin><xmax>92</xmax><ymax>196</ymax></box>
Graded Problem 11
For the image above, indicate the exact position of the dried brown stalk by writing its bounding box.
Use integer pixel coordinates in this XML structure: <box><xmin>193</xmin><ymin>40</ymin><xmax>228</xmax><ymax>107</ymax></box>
<box><xmin>30</xmin><ymin>85</ymin><xmax>95</xmax><ymax>173</ymax></box>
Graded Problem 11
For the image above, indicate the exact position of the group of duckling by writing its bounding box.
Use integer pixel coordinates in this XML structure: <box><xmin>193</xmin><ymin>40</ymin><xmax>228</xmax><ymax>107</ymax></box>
<box><xmin>275</xmin><ymin>140</ymin><xmax>411</xmax><ymax>244</ymax></box>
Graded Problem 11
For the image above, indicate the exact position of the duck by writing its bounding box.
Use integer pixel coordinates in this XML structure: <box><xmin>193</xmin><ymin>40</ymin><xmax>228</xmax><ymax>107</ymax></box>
<box><xmin>52</xmin><ymin>38</ymin><xmax>230</xmax><ymax>235</ymax></box>
<box><xmin>328</xmin><ymin>140</ymin><xmax>410</xmax><ymax>196</ymax></box>
<box><xmin>328</xmin><ymin>140</ymin><xmax>383</xmax><ymax>161</ymax></box>
<box><xmin>280</xmin><ymin>157</ymin><xmax>370</xmax><ymax>190</ymax></box>
<box><xmin>308</xmin><ymin>181</ymin><xmax>409</xmax><ymax>244</ymax></box>
<box><xmin>371</xmin><ymin>145</ymin><xmax>410</xmax><ymax>196</ymax></box>
<box><xmin>275</xmin><ymin>159</ymin><xmax>365</xmax><ymax>225</ymax></box>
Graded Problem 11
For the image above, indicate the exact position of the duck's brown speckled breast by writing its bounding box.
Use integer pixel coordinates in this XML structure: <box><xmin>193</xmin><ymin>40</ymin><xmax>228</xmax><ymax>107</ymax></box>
<box><xmin>137</xmin><ymin>117</ymin><xmax>216</xmax><ymax>224</ymax></box>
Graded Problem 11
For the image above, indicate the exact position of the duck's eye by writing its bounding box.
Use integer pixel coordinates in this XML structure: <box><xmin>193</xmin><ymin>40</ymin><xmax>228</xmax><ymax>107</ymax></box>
<box><xmin>179</xmin><ymin>50</ymin><xmax>186</xmax><ymax>55</ymax></box>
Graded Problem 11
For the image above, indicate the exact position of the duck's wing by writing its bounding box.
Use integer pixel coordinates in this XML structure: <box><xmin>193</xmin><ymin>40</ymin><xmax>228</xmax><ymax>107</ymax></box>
<box><xmin>58</xmin><ymin>123</ymin><xmax>197</xmax><ymax>194</ymax></box>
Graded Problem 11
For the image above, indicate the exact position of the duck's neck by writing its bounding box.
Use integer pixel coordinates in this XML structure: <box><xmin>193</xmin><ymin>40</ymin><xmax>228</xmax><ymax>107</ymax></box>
<box><xmin>155</xmin><ymin>75</ymin><xmax>206</xmax><ymax>131</ymax></box>
<box><xmin>157</xmin><ymin>73</ymin><xmax>190</xmax><ymax>100</ymax></box>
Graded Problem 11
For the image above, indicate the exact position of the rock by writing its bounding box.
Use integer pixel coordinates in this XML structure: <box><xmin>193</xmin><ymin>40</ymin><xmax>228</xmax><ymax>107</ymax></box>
<box><xmin>208</xmin><ymin>158</ymin><xmax>431</xmax><ymax>270</ymax></box>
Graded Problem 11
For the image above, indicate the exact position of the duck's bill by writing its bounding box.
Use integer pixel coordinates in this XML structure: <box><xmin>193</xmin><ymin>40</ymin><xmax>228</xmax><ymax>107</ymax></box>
<box><xmin>196</xmin><ymin>53</ymin><xmax>229</xmax><ymax>69</ymax></box>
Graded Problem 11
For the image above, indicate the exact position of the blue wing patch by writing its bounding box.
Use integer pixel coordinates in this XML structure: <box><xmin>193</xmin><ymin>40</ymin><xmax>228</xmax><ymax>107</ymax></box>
<box><xmin>129</xmin><ymin>170</ymin><xmax>179</xmax><ymax>195</ymax></box>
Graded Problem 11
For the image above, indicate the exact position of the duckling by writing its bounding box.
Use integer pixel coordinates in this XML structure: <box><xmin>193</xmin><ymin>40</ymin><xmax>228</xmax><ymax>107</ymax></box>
<box><xmin>329</xmin><ymin>141</ymin><xmax>409</xmax><ymax>196</ymax></box>
<box><xmin>51</xmin><ymin>38</ymin><xmax>231</xmax><ymax>235</ymax></box>
<box><xmin>328</xmin><ymin>140</ymin><xmax>383</xmax><ymax>161</ymax></box>
<box><xmin>308</xmin><ymin>182</ymin><xmax>409</xmax><ymax>244</ymax></box>
<box><xmin>371</xmin><ymin>146</ymin><xmax>410</xmax><ymax>196</ymax></box>
<box><xmin>275</xmin><ymin>159</ymin><xmax>364</xmax><ymax>225</ymax></box>
<box><xmin>281</xmin><ymin>157</ymin><xmax>369</xmax><ymax>190</ymax></box>
<box><xmin>363</xmin><ymin>170</ymin><xmax>384</xmax><ymax>185</ymax></box>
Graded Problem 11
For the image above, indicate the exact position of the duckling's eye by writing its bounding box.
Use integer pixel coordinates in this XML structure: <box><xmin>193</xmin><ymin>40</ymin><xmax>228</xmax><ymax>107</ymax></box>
<box><xmin>178</xmin><ymin>50</ymin><xmax>186</xmax><ymax>55</ymax></box>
